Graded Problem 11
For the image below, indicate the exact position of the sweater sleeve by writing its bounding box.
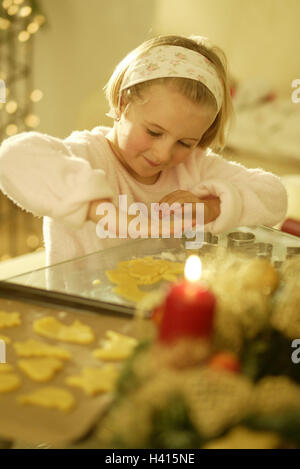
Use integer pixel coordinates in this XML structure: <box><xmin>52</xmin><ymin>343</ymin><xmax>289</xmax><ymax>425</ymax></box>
<box><xmin>0</xmin><ymin>131</ymin><xmax>114</xmax><ymax>229</ymax></box>
<box><xmin>189</xmin><ymin>150</ymin><xmax>288</xmax><ymax>233</ymax></box>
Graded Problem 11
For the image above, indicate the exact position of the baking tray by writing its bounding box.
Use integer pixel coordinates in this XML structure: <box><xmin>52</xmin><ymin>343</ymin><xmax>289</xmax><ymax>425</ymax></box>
<box><xmin>2</xmin><ymin>227</ymin><xmax>300</xmax><ymax>312</ymax></box>
<box><xmin>1</xmin><ymin>237</ymin><xmax>185</xmax><ymax>311</ymax></box>
<box><xmin>0</xmin><ymin>297</ymin><xmax>142</xmax><ymax>446</ymax></box>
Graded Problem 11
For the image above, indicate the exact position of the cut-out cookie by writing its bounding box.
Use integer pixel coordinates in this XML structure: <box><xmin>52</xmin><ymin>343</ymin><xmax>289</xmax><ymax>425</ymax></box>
<box><xmin>18</xmin><ymin>387</ymin><xmax>75</xmax><ymax>412</ymax></box>
<box><xmin>0</xmin><ymin>334</ymin><xmax>11</xmax><ymax>344</ymax></box>
<box><xmin>120</xmin><ymin>257</ymin><xmax>183</xmax><ymax>281</ymax></box>
<box><xmin>0</xmin><ymin>311</ymin><xmax>21</xmax><ymax>329</ymax></box>
<box><xmin>106</xmin><ymin>256</ymin><xmax>184</xmax><ymax>302</ymax></box>
<box><xmin>112</xmin><ymin>284</ymin><xmax>146</xmax><ymax>303</ymax></box>
<box><xmin>65</xmin><ymin>365</ymin><xmax>118</xmax><ymax>396</ymax></box>
<box><xmin>93</xmin><ymin>330</ymin><xmax>138</xmax><ymax>361</ymax></box>
<box><xmin>14</xmin><ymin>339</ymin><xmax>71</xmax><ymax>360</ymax></box>
<box><xmin>33</xmin><ymin>317</ymin><xmax>95</xmax><ymax>344</ymax></box>
<box><xmin>0</xmin><ymin>363</ymin><xmax>14</xmax><ymax>373</ymax></box>
<box><xmin>18</xmin><ymin>358</ymin><xmax>63</xmax><ymax>382</ymax></box>
<box><xmin>0</xmin><ymin>373</ymin><xmax>21</xmax><ymax>393</ymax></box>
<box><xmin>105</xmin><ymin>270</ymin><xmax>137</xmax><ymax>286</ymax></box>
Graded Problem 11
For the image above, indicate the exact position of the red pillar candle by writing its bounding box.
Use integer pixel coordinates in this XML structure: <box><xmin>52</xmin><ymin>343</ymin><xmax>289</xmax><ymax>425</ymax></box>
<box><xmin>158</xmin><ymin>256</ymin><xmax>216</xmax><ymax>344</ymax></box>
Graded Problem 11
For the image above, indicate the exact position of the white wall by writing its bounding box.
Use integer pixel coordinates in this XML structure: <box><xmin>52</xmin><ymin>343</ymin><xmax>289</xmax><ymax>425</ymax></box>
<box><xmin>33</xmin><ymin>0</ymin><xmax>300</xmax><ymax>138</ymax></box>
<box><xmin>154</xmin><ymin>0</ymin><xmax>300</xmax><ymax>97</ymax></box>
<box><xmin>34</xmin><ymin>0</ymin><xmax>155</xmax><ymax>138</ymax></box>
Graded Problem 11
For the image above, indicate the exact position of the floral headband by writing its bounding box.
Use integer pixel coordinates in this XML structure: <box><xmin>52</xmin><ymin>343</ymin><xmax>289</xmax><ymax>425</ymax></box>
<box><xmin>119</xmin><ymin>45</ymin><xmax>223</xmax><ymax>112</ymax></box>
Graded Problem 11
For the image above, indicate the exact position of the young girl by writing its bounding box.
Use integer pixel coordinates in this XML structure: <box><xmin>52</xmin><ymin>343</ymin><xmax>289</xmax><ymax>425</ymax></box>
<box><xmin>0</xmin><ymin>35</ymin><xmax>287</xmax><ymax>267</ymax></box>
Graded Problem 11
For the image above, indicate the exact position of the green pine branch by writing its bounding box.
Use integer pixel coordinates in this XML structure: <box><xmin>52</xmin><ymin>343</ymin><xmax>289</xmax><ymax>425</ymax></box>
<box><xmin>241</xmin><ymin>328</ymin><xmax>300</xmax><ymax>383</ymax></box>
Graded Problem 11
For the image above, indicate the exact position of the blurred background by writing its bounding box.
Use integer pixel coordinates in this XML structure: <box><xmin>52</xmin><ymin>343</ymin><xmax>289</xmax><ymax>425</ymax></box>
<box><xmin>0</xmin><ymin>0</ymin><xmax>300</xmax><ymax>264</ymax></box>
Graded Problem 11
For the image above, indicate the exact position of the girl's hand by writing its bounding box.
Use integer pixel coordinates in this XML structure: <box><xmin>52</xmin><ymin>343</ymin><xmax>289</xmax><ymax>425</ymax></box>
<box><xmin>87</xmin><ymin>198</ymin><xmax>114</xmax><ymax>224</ymax></box>
<box><xmin>87</xmin><ymin>192</ymin><xmax>221</xmax><ymax>239</ymax></box>
<box><xmin>87</xmin><ymin>199</ymin><xmax>148</xmax><ymax>236</ymax></box>
<box><xmin>158</xmin><ymin>190</ymin><xmax>220</xmax><ymax>225</ymax></box>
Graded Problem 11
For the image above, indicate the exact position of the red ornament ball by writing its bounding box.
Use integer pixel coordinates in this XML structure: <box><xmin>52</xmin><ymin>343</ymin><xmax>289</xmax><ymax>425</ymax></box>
<box><xmin>208</xmin><ymin>351</ymin><xmax>241</xmax><ymax>373</ymax></box>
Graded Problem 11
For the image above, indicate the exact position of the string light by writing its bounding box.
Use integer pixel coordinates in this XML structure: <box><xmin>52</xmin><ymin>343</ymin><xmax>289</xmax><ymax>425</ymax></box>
<box><xmin>1</xmin><ymin>3</ymin><xmax>46</xmax><ymax>137</ymax></box>
<box><xmin>19</xmin><ymin>5</ymin><xmax>32</xmax><ymax>17</ymax></box>
<box><xmin>7</xmin><ymin>4</ymin><xmax>19</xmax><ymax>15</ymax></box>
<box><xmin>6</xmin><ymin>124</ymin><xmax>18</xmax><ymax>136</ymax></box>
<box><xmin>0</xmin><ymin>0</ymin><xmax>46</xmax><ymax>262</ymax></box>
<box><xmin>24</xmin><ymin>113</ymin><xmax>40</xmax><ymax>128</ymax></box>
<box><xmin>1</xmin><ymin>5</ymin><xmax>45</xmax><ymax>133</ymax></box>
<box><xmin>5</xmin><ymin>100</ymin><xmax>18</xmax><ymax>114</ymax></box>
<box><xmin>2</xmin><ymin>0</ymin><xmax>13</xmax><ymax>9</ymax></box>
<box><xmin>27</xmin><ymin>22</ymin><xmax>39</xmax><ymax>34</ymax></box>
<box><xmin>18</xmin><ymin>30</ymin><xmax>30</xmax><ymax>42</ymax></box>
<box><xmin>0</xmin><ymin>18</ymin><xmax>11</xmax><ymax>30</ymax></box>
<box><xmin>34</xmin><ymin>14</ymin><xmax>45</xmax><ymax>25</ymax></box>
<box><xmin>30</xmin><ymin>89</ymin><xmax>43</xmax><ymax>102</ymax></box>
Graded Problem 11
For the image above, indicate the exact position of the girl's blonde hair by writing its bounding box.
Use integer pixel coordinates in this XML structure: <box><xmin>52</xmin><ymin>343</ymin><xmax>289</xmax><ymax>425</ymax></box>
<box><xmin>104</xmin><ymin>35</ymin><xmax>233</xmax><ymax>151</ymax></box>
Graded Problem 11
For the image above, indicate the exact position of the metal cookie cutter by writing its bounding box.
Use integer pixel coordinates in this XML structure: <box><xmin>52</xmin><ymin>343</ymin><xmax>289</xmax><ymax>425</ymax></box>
<box><xmin>273</xmin><ymin>260</ymin><xmax>283</xmax><ymax>269</ymax></box>
<box><xmin>286</xmin><ymin>246</ymin><xmax>300</xmax><ymax>259</ymax></box>
<box><xmin>197</xmin><ymin>232</ymin><xmax>219</xmax><ymax>255</ymax></box>
<box><xmin>203</xmin><ymin>232</ymin><xmax>218</xmax><ymax>245</ymax></box>
<box><xmin>227</xmin><ymin>231</ymin><xmax>256</xmax><ymax>249</ymax></box>
<box><xmin>253</xmin><ymin>242</ymin><xmax>273</xmax><ymax>259</ymax></box>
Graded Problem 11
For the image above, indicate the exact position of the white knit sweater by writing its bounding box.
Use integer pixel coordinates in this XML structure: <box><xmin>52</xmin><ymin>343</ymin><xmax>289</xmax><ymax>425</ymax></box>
<box><xmin>0</xmin><ymin>126</ymin><xmax>288</xmax><ymax>266</ymax></box>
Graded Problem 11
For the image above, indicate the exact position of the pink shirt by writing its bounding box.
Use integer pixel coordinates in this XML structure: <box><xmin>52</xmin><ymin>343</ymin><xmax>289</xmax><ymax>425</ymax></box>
<box><xmin>0</xmin><ymin>126</ymin><xmax>287</xmax><ymax>265</ymax></box>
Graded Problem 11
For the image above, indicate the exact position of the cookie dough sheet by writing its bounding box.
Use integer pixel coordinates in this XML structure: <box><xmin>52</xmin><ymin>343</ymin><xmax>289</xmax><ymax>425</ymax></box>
<box><xmin>0</xmin><ymin>297</ymin><xmax>135</xmax><ymax>446</ymax></box>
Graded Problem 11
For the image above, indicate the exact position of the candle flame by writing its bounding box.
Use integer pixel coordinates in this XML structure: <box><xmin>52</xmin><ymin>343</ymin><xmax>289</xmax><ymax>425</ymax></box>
<box><xmin>184</xmin><ymin>255</ymin><xmax>202</xmax><ymax>282</ymax></box>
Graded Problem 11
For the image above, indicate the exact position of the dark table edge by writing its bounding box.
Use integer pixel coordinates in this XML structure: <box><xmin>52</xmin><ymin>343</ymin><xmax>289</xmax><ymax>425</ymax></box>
<box><xmin>0</xmin><ymin>281</ymin><xmax>137</xmax><ymax>318</ymax></box>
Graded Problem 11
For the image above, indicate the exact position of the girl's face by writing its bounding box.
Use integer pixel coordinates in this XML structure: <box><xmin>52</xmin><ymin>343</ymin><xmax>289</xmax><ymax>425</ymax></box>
<box><xmin>106</xmin><ymin>84</ymin><xmax>217</xmax><ymax>184</ymax></box>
